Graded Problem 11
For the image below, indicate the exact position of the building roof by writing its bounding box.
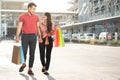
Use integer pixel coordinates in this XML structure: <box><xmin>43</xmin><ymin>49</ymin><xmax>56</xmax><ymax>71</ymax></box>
<box><xmin>1</xmin><ymin>0</ymin><xmax>32</xmax><ymax>2</ymax></box>
<box><xmin>61</xmin><ymin>14</ymin><xmax>120</xmax><ymax>28</ymax></box>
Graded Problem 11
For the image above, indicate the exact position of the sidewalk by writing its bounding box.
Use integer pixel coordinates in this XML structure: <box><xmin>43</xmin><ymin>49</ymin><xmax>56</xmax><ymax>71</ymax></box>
<box><xmin>0</xmin><ymin>40</ymin><xmax>120</xmax><ymax>80</ymax></box>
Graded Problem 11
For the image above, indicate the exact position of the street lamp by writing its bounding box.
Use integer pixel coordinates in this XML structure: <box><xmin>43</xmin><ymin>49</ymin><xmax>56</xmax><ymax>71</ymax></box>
<box><xmin>69</xmin><ymin>21</ymin><xmax>74</xmax><ymax>42</ymax></box>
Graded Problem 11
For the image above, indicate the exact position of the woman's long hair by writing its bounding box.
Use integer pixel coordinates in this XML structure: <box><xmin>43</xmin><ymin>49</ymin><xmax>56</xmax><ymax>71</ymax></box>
<box><xmin>45</xmin><ymin>12</ymin><xmax>52</xmax><ymax>32</ymax></box>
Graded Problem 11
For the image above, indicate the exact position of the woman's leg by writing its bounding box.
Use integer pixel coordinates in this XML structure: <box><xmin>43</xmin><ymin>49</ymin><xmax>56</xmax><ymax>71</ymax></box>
<box><xmin>45</xmin><ymin>37</ymin><xmax>53</xmax><ymax>70</ymax></box>
<box><xmin>39</xmin><ymin>40</ymin><xmax>46</xmax><ymax>67</ymax></box>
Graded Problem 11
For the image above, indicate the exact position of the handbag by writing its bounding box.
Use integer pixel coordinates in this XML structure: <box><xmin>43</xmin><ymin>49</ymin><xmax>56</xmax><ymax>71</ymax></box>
<box><xmin>12</xmin><ymin>45</ymin><xmax>25</xmax><ymax>65</ymax></box>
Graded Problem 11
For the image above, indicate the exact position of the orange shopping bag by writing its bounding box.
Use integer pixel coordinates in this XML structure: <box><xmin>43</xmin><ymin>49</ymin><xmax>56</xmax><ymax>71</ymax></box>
<box><xmin>54</xmin><ymin>28</ymin><xmax>59</xmax><ymax>47</ymax></box>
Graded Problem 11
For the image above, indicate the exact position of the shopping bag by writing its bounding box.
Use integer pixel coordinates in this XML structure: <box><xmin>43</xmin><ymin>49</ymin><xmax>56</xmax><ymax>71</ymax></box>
<box><xmin>12</xmin><ymin>45</ymin><xmax>25</xmax><ymax>65</ymax></box>
<box><xmin>12</xmin><ymin>45</ymin><xmax>21</xmax><ymax>64</ymax></box>
<box><xmin>54</xmin><ymin>29</ymin><xmax>60</xmax><ymax>47</ymax></box>
<box><xmin>58</xmin><ymin>29</ymin><xmax>65</xmax><ymax>47</ymax></box>
<box><xmin>20</xmin><ymin>46</ymin><xmax>25</xmax><ymax>64</ymax></box>
<box><xmin>54</xmin><ymin>28</ymin><xmax>65</xmax><ymax>47</ymax></box>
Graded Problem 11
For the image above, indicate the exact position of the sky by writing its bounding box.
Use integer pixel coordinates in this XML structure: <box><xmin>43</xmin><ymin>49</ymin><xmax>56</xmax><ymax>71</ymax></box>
<box><xmin>33</xmin><ymin>0</ymin><xmax>72</xmax><ymax>12</ymax></box>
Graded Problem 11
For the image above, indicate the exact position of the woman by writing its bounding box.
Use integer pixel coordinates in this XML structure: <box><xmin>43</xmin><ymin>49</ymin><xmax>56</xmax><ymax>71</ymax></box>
<box><xmin>39</xmin><ymin>12</ymin><xmax>55</xmax><ymax>75</ymax></box>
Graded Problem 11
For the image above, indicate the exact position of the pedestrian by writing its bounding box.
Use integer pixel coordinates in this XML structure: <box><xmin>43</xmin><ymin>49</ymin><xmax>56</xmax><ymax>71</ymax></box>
<box><xmin>38</xmin><ymin>12</ymin><xmax>55</xmax><ymax>75</ymax></box>
<box><xmin>16</xmin><ymin>2</ymin><xmax>40</xmax><ymax>75</ymax></box>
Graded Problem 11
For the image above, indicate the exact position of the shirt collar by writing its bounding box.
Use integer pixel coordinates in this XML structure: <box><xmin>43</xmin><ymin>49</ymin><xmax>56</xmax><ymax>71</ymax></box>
<box><xmin>25</xmin><ymin>12</ymin><xmax>34</xmax><ymax>16</ymax></box>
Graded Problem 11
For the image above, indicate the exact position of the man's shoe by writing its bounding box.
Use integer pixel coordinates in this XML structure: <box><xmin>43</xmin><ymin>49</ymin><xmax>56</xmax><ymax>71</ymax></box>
<box><xmin>19</xmin><ymin>64</ymin><xmax>26</xmax><ymax>72</ymax></box>
<box><xmin>28</xmin><ymin>69</ymin><xmax>34</xmax><ymax>75</ymax></box>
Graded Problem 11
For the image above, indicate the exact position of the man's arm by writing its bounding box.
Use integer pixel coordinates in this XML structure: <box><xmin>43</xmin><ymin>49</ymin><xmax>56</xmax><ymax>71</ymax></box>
<box><xmin>37</xmin><ymin>22</ymin><xmax>43</xmax><ymax>43</ymax></box>
<box><xmin>36</xmin><ymin>22</ymin><xmax>41</xmax><ymax>37</ymax></box>
<box><xmin>16</xmin><ymin>22</ymin><xmax>23</xmax><ymax>43</ymax></box>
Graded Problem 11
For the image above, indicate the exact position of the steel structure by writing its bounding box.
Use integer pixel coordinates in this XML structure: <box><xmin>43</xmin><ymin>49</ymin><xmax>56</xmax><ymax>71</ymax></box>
<box><xmin>62</xmin><ymin>0</ymin><xmax>120</xmax><ymax>39</ymax></box>
<box><xmin>80</xmin><ymin>0</ymin><xmax>120</xmax><ymax>22</ymax></box>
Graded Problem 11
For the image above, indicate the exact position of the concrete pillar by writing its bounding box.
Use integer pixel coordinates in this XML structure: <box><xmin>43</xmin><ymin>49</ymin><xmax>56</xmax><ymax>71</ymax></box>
<box><xmin>14</xmin><ymin>20</ymin><xmax>17</xmax><ymax>27</ymax></box>
<box><xmin>115</xmin><ymin>32</ymin><xmax>118</xmax><ymax>41</ymax></box>
<box><xmin>0</xmin><ymin>1</ymin><xmax>1</xmax><ymax>36</ymax></box>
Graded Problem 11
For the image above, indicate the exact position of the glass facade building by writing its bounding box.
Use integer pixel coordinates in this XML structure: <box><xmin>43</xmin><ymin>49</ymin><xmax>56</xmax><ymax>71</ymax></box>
<box><xmin>62</xmin><ymin>0</ymin><xmax>120</xmax><ymax>39</ymax></box>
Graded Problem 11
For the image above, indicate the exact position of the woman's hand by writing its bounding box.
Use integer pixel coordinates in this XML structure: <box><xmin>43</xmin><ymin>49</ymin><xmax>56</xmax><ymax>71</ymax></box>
<box><xmin>39</xmin><ymin>37</ymin><xmax>43</xmax><ymax>43</ymax></box>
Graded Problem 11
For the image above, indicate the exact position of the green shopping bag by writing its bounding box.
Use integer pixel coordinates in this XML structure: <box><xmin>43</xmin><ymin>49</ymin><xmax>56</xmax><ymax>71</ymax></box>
<box><xmin>58</xmin><ymin>29</ymin><xmax>65</xmax><ymax>47</ymax></box>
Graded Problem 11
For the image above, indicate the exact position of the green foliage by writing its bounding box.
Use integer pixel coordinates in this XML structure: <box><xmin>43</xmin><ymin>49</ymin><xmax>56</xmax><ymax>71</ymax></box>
<box><xmin>109</xmin><ymin>40</ymin><xmax>120</xmax><ymax>46</ymax></box>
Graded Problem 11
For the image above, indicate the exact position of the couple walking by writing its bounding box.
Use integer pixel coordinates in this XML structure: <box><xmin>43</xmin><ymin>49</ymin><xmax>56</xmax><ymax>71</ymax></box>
<box><xmin>16</xmin><ymin>2</ymin><xmax>54</xmax><ymax>75</ymax></box>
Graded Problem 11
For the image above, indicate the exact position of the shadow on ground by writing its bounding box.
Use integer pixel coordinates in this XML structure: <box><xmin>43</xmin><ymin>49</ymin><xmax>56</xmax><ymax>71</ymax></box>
<box><xmin>47</xmin><ymin>75</ymin><xmax>56</xmax><ymax>80</ymax></box>
<box><xmin>19</xmin><ymin>73</ymin><xmax>37</xmax><ymax>80</ymax></box>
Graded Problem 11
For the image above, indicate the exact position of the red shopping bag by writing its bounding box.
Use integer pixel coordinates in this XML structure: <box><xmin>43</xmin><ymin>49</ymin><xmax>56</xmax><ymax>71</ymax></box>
<box><xmin>54</xmin><ymin>29</ymin><xmax>59</xmax><ymax>47</ymax></box>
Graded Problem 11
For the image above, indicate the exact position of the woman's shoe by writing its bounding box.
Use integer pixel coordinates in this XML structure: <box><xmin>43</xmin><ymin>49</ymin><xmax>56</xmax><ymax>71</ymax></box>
<box><xmin>42</xmin><ymin>67</ymin><xmax>46</xmax><ymax>72</ymax></box>
<box><xmin>44</xmin><ymin>71</ymin><xmax>49</xmax><ymax>75</ymax></box>
<box><xmin>42</xmin><ymin>68</ymin><xmax>45</xmax><ymax>72</ymax></box>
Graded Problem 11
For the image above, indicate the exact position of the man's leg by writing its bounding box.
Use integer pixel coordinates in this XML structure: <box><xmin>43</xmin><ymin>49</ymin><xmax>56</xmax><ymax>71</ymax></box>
<box><xmin>29</xmin><ymin>35</ymin><xmax>37</xmax><ymax>68</ymax></box>
<box><xmin>19</xmin><ymin>34</ymin><xmax>29</xmax><ymax>72</ymax></box>
<box><xmin>28</xmin><ymin>34</ymin><xmax>37</xmax><ymax>75</ymax></box>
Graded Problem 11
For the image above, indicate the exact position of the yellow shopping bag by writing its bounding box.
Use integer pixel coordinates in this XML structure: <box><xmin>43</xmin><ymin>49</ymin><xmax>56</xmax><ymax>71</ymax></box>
<box><xmin>58</xmin><ymin>29</ymin><xmax>65</xmax><ymax>47</ymax></box>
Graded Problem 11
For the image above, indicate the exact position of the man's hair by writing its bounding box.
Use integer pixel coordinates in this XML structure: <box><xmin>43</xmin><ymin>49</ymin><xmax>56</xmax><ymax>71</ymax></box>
<box><xmin>27</xmin><ymin>2</ymin><xmax>37</xmax><ymax>8</ymax></box>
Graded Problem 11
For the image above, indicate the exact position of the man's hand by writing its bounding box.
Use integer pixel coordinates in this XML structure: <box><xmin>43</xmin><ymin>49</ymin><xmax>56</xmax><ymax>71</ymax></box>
<box><xmin>16</xmin><ymin>37</ymin><xmax>20</xmax><ymax>43</ymax></box>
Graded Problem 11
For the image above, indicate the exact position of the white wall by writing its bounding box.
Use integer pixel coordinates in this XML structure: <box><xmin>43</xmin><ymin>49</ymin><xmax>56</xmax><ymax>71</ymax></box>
<box><xmin>1</xmin><ymin>0</ymin><xmax>32</xmax><ymax>2</ymax></box>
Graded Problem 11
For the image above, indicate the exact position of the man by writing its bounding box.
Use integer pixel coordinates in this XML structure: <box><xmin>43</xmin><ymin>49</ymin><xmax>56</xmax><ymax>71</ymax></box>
<box><xmin>16</xmin><ymin>2</ymin><xmax>40</xmax><ymax>75</ymax></box>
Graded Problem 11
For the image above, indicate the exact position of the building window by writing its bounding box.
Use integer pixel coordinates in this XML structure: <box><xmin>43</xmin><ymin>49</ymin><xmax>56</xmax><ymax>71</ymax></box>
<box><xmin>100</xmin><ymin>0</ymin><xmax>103</xmax><ymax>4</ymax></box>
<box><xmin>101</xmin><ymin>6</ymin><xmax>105</xmax><ymax>13</ymax></box>
<box><xmin>117</xmin><ymin>0</ymin><xmax>120</xmax><ymax>3</ymax></box>
<box><xmin>94</xmin><ymin>0</ymin><xmax>98</xmax><ymax>6</ymax></box>
<box><xmin>116</xmin><ymin>5</ymin><xmax>119</xmax><ymax>10</ymax></box>
<box><xmin>83</xmin><ymin>26</ymin><xmax>87</xmax><ymax>31</ymax></box>
<box><xmin>95</xmin><ymin>7</ymin><xmax>99</xmax><ymax>13</ymax></box>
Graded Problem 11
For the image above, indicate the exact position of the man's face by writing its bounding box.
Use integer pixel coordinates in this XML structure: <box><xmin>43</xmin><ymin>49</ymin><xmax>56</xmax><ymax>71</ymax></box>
<box><xmin>28</xmin><ymin>6</ymin><xmax>36</xmax><ymax>14</ymax></box>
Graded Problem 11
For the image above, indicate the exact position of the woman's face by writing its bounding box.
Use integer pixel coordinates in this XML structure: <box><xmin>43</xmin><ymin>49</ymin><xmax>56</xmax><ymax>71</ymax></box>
<box><xmin>42</xmin><ymin>15</ymin><xmax>47</xmax><ymax>21</ymax></box>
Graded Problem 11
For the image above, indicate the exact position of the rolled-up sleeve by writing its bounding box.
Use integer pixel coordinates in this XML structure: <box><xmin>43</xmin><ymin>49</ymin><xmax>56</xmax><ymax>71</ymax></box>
<box><xmin>19</xmin><ymin>15</ymin><xmax>24</xmax><ymax>22</ymax></box>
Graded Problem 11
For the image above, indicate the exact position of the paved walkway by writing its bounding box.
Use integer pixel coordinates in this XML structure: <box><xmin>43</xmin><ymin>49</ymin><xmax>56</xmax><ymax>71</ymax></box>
<box><xmin>0</xmin><ymin>40</ymin><xmax>120</xmax><ymax>80</ymax></box>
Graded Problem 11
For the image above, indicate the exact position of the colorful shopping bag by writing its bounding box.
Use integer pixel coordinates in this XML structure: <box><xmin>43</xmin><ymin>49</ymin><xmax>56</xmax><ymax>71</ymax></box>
<box><xmin>12</xmin><ymin>45</ymin><xmax>25</xmax><ymax>65</ymax></box>
<box><xmin>54</xmin><ymin>29</ymin><xmax>60</xmax><ymax>47</ymax></box>
<box><xmin>54</xmin><ymin>28</ymin><xmax>65</xmax><ymax>47</ymax></box>
<box><xmin>58</xmin><ymin>29</ymin><xmax>65</xmax><ymax>47</ymax></box>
